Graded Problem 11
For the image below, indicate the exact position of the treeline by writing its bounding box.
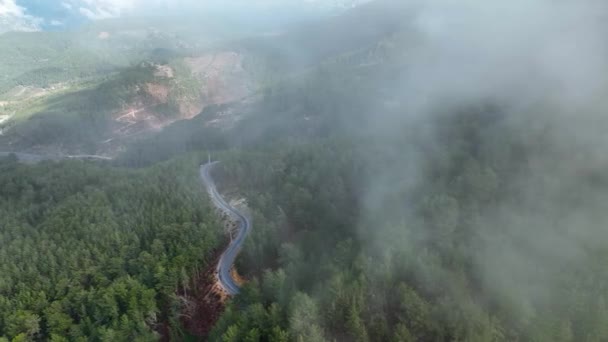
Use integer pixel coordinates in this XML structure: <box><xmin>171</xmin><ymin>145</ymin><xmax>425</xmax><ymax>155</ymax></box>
<box><xmin>0</xmin><ymin>155</ymin><xmax>222</xmax><ymax>341</ymax></box>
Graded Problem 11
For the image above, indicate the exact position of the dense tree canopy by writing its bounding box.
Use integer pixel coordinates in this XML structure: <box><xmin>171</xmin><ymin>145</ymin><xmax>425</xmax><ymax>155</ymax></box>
<box><xmin>0</xmin><ymin>156</ymin><xmax>222</xmax><ymax>341</ymax></box>
<box><xmin>204</xmin><ymin>106</ymin><xmax>608</xmax><ymax>342</ymax></box>
<box><xmin>2</xmin><ymin>2</ymin><xmax>608</xmax><ymax>341</ymax></box>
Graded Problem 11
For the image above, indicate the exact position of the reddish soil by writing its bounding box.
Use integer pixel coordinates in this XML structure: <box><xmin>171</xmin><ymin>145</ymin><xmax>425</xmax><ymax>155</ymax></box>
<box><xmin>112</xmin><ymin>105</ymin><xmax>164</xmax><ymax>137</ymax></box>
<box><xmin>145</xmin><ymin>83</ymin><xmax>170</xmax><ymax>103</ymax></box>
<box><xmin>95</xmin><ymin>51</ymin><xmax>254</xmax><ymax>156</ymax></box>
<box><xmin>108</xmin><ymin>52</ymin><xmax>251</xmax><ymax>144</ymax></box>
<box><xmin>177</xmin><ymin>250</ymin><xmax>230</xmax><ymax>339</ymax></box>
<box><xmin>167</xmin><ymin>206</ymin><xmax>249</xmax><ymax>340</ymax></box>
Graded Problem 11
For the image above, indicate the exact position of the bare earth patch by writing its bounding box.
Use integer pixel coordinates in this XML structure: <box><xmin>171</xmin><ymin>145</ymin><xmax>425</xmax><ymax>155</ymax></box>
<box><xmin>153</xmin><ymin>64</ymin><xmax>174</xmax><ymax>78</ymax></box>
<box><xmin>176</xmin><ymin>250</ymin><xmax>228</xmax><ymax>340</ymax></box>
<box><xmin>185</xmin><ymin>52</ymin><xmax>251</xmax><ymax>105</ymax></box>
<box><xmin>145</xmin><ymin>83</ymin><xmax>170</xmax><ymax>103</ymax></box>
<box><xmin>107</xmin><ymin>52</ymin><xmax>253</xmax><ymax>146</ymax></box>
<box><xmin>3</xmin><ymin>51</ymin><xmax>255</xmax><ymax>155</ymax></box>
<box><xmin>175</xmin><ymin>197</ymin><xmax>250</xmax><ymax>339</ymax></box>
<box><xmin>113</xmin><ymin>106</ymin><xmax>164</xmax><ymax>137</ymax></box>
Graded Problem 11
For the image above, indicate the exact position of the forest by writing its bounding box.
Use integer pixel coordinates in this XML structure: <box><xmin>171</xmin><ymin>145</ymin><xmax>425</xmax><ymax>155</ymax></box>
<box><xmin>113</xmin><ymin>50</ymin><xmax>608</xmax><ymax>341</ymax></box>
<box><xmin>2</xmin><ymin>0</ymin><xmax>608</xmax><ymax>341</ymax></box>
<box><xmin>0</xmin><ymin>154</ymin><xmax>223</xmax><ymax>341</ymax></box>
<box><xmin>202</xmin><ymin>107</ymin><xmax>608</xmax><ymax>341</ymax></box>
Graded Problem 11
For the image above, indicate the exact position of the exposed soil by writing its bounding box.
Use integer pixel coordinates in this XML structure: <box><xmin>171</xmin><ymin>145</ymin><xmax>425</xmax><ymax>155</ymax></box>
<box><xmin>113</xmin><ymin>105</ymin><xmax>164</xmax><ymax>137</ymax></box>
<box><xmin>185</xmin><ymin>52</ymin><xmax>251</xmax><ymax>105</ymax></box>
<box><xmin>176</xmin><ymin>249</ymin><xmax>229</xmax><ymax>340</ymax></box>
<box><xmin>107</xmin><ymin>52</ymin><xmax>252</xmax><ymax>148</ymax></box>
<box><xmin>153</xmin><ymin>65</ymin><xmax>174</xmax><ymax>79</ymax></box>
<box><xmin>1</xmin><ymin>51</ymin><xmax>254</xmax><ymax>156</ymax></box>
<box><xmin>109</xmin><ymin>82</ymin><xmax>184</xmax><ymax>142</ymax></box>
<box><xmin>156</xmin><ymin>246</ymin><xmax>224</xmax><ymax>342</ymax></box>
<box><xmin>145</xmin><ymin>83</ymin><xmax>170</xmax><ymax>103</ymax></box>
<box><xmin>174</xmin><ymin>201</ymin><xmax>249</xmax><ymax>339</ymax></box>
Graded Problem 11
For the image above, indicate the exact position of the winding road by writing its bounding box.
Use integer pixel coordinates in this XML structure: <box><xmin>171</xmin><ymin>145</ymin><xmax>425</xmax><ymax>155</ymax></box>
<box><xmin>200</xmin><ymin>161</ymin><xmax>252</xmax><ymax>295</ymax></box>
<box><xmin>2</xmin><ymin>152</ymin><xmax>247</xmax><ymax>294</ymax></box>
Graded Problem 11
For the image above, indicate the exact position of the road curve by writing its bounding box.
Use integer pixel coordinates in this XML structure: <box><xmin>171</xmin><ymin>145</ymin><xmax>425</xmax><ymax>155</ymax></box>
<box><xmin>2</xmin><ymin>153</ymin><xmax>246</xmax><ymax>294</ymax></box>
<box><xmin>2</xmin><ymin>152</ymin><xmax>248</xmax><ymax>294</ymax></box>
<box><xmin>200</xmin><ymin>161</ymin><xmax>252</xmax><ymax>295</ymax></box>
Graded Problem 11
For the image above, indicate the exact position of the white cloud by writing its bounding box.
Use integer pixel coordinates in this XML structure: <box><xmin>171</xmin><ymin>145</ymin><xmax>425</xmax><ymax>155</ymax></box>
<box><xmin>75</xmin><ymin>0</ymin><xmax>132</xmax><ymax>19</ymax></box>
<box><xmin>64</xmin><ymin>0</ymin><xmax>360</xmax><ymax>20</ymax></box>
<box><xmin>0</xmin><ymin>0</ymin><xmax>40</xmax><ymax>33</ymax></box>
<box><xmin>79</xmin><ymin>6</ymin><xmax>112</xmax><ymax>20</ymax></box>
<box><xmin>63</xmin><ymin>0</ymin><xmax>146</xmax><ymax>19</ymax></box>
<box><xmin>0</xmin><ymin>0</ymin><xmax>23</xmax><ymax>16</ymax></box>
<box><xmin>0</xmin><ymin>0</ymin><xmax>364</xmax><ymax>32</ymax></box>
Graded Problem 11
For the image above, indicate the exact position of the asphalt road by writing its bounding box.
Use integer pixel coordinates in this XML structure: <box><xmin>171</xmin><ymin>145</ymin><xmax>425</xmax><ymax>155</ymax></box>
<box><xmin>200</xmin><ymin>161</ymin><xmax>252</xmax><ymax>295</ymax></box>
<box><xmin>2</xmin><ymin>152</ymin><xmax>245</xmax><ymax>294</ymax></box>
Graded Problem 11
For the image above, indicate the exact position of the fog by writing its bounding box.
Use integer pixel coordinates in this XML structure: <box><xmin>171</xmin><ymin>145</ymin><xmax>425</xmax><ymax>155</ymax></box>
<box><xmin>2</xmin><ymin>0</ymin><xmax>608</xmax><ymax>339</ymax></box>
<box><xmin>398</xmin><ymin>0</ymin><xmax>608</xmax><ymax>113</ymax></box>
<box><xmin>359</xmin><ymin>0</ymin><xmax>608</xmax><ymax>325</ymax></box>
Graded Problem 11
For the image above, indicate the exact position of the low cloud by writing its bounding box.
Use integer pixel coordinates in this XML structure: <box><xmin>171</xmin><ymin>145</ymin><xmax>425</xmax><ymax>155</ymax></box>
<box><xmin>0</xmin><ymin>0</ymin><xmax>40</xmax><ymax>33</ymax></box>
<box><xmin>65</xmin><ymin>0</ymin><xmax>368</xmax><ymax>20</ymax></box>
<box><xmin>359</xmin><ymin>0</ymin><xmax>608</xmax><ymax>323</ymax></box>
<box><xmin>396</xmin><ymin>0</ymin><xmax>608</xmax><ymax>116</ymax></box>
<box><xmin>1</xmin><ymin>0</ymin><xmax>367</xmax><ymax>32</ymax></box>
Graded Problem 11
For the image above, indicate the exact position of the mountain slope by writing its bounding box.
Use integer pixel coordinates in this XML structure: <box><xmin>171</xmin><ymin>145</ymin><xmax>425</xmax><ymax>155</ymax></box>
<box><xmin>0</xmin><ymin>51</ymin><xmax>253</xmax><ymax>155</ymax></box>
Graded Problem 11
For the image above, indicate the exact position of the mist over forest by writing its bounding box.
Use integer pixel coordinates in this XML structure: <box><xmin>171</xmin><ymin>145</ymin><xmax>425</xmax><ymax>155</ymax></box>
<box><xmin>0</xmin><ymin>0</ymin><xmax>607</xmax><ymax>341</ymax></box>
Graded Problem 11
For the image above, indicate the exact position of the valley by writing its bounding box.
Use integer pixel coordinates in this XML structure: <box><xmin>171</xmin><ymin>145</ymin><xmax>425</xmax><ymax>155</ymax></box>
<box><xmin>1</xmin><ymin>1</ymin><xmax>608</xmax><ymax>341</ymax></box>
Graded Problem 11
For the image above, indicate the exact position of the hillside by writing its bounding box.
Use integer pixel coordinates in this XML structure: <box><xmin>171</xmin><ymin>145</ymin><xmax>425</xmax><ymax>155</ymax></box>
<box><xmin>116</xmin><ymin>2</ymin><xmax>608</xmax><ymax>341</ymax></box>
<box><xmin>0</xmin><ymin>15</ymin><xmax>262</xmax><ymax>155</ymax></box>
<box><xmin>0</xmin><ymin>1</ymin><xmax>407</xmax><ymax>156</ymax></box>
<box><xmin>2</xmin><ymin>1</ymin><xmax>608</xmax><ymax>341</ymax></box>
<box><xmin>0</xmin><ymin>52</ymin><xmax>253</xmax><ymax>155</ymax></box>
<box><xmin>0</xmin><ymin>14</ymin><xmax>255</xmax><ymax>93</ymax></box>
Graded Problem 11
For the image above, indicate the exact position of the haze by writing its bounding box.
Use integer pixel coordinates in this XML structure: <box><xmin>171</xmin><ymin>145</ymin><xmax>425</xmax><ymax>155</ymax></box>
<box><xmin>0</xmin><ymin>0</ymin><xmax>606</xmax><ymax>341</ymax></box>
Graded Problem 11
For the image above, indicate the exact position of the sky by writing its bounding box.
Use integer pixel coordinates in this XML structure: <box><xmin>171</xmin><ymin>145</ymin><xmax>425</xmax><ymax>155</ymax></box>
<box><xmin>0</xmin><ymin>0</ymin><xmax>367</xmax><ymax>33</ymax></box>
